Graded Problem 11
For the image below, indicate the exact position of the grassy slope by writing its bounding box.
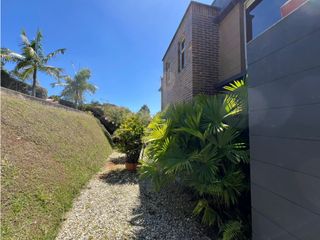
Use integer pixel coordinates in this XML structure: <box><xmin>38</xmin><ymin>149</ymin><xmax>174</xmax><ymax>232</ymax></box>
<box><xmin>1</xmin><ymin>92</ymin><xmax>112</xmax><ymax>240</ymax></box>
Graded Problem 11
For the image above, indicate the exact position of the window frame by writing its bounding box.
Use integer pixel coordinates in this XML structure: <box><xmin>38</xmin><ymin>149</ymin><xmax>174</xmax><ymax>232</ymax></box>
<box><xmin>165</xmin><ymin>62</ymin><xmax>171</xmax><ymax>83</ymax></box>
<box><xmin>178</xmin><ymin>38</ymin><xmax>186</xmax><ymax>72</ymax></box>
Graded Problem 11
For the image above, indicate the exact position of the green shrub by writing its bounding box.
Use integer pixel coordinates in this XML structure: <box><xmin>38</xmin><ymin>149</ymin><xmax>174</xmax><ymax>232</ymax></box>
<box><xmin>79</xmin><ymin>103</ymin><xmax>133</xmax><ymax>134</ymax></box>
<box><xmin>139</xmin><ymin>81</ymin><xmax>250</xmax><ymax>239</ymax></box>
<box><xmin>80</xmin><ymin>104</ymin><xmax>105</xmax><ymax>118</ymax></box>
<box><xmin>113</xmin><ymin>115</ymin><xmax>144</xmax><ymax>163</ymax></box>
<box><xmin>102</xmin><ymin>104</ymin><xmax>133</xmax><ymax>130</ymax></box>
<box><xmin>79</xmin><ymin>104</ymin><xmax>118</xmax><ymax>134</ymax></box>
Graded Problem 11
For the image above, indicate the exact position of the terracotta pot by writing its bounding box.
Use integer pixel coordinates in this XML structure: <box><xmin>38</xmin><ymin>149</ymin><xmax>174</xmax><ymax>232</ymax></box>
<box><xmin>125</xmin><ymin>162</ymin><xmax>138</xmax><ymax>171</ymax></box>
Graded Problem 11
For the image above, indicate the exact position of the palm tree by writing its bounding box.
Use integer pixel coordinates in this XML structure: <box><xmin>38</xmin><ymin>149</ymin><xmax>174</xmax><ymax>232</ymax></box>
<box><xmin>0</xmin><ymin>30</ymin><xmax>65</xmax><ymax>96</ymax></box>
<box><xmin>55</xmin><ymin>68</ymin><xmax>96</xmax><ymax>108</ymax></box>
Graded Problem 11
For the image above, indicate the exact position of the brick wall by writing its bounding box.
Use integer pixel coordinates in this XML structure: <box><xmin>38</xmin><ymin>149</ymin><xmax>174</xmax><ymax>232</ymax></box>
<box><xmin>162</xmin><ymin>4</ymin><xmax>193</xmax><ymax>109</ymax></box>
<box><xmin>192</xmin><ymin>3</ymin><xmax>219</xmax><ymax>96</ymax></box>
<box><xmin>161</xmin><ymin>2</ymin><xmax>219</xmax><ymax>109</ymax></box>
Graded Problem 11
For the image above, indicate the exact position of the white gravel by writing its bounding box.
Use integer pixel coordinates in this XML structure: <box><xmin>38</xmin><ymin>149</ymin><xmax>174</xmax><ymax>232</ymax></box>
<box><xmin>56</xmin><ymin>152</ymin><xmax>211</xmax><ymax>240</ymax></box>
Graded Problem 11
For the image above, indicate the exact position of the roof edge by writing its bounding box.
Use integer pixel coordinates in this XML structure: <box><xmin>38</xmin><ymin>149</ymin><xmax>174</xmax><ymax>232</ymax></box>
<box><xmin>214</xmin><ymin>0</ymin><xmax>243</xmax><ymax>22</ymax></box>
<box><xmin>162</xmin><ymin>1</ymin><xmax>219</xmax><ymax>61</ymax></box>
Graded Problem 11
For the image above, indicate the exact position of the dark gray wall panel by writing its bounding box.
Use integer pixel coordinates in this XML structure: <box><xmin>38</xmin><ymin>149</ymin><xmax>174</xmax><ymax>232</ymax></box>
<box><xmin>248</xmin><ymin>66</ymin><xmax>320</xmax><ymax>111</ymax></box>
<box><xmin>248</xmin><ymin>2</ymin><xmax>320</xmax><ymax>239</ymax></box>
<box><xmin>252</xmin><ymin>210</ymin><xmax>298</xmax><ymax>240</ymax></box>
<box><xmin>248</xmin><ymin>29</ymin><xmax>320</xmax><ymax>87</ymax></box>
<box><xmin>250</xmin><ymin>104</ymin><xmax>320</xmax><ymax>140</ymax></box>
<box><xmin>250</xmin><ymin>136</ymin><xmax>320</xmax><ymax>178</ymax></box>
<box><xmin>251</xmin><ymin>160</ymin><xmax>320</xmax><ymax>215</ymax></box>
<box><xmin>252</xmin><ymin>185</ymin><xmax>320</xmax><ymax>240</ymax></box>
<box><xmin>247</xmin><ymin>1</ymin><xmax>320</xmax><ymax>64</ymax></box>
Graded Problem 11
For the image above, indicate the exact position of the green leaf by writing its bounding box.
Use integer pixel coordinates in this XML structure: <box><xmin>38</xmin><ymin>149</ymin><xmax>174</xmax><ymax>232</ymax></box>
<box><xmin>221</xmin><ymin>221</ymin><xmax>244</xmax><ymax>240</ymax></box>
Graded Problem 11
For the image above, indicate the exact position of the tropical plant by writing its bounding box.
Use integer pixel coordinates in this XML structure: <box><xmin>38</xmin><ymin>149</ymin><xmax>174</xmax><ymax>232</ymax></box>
<box><xmin>0</xmin><ymin>30</ymin><xmax>65</xmax><ymax>96</ymax></box>
<box><xmin>113</xmin><ymin>115</ymin><xmax>144</xmax><ymax>163</ymax></box>
<box><xmin>54</xmin><ymin>68</ymin><xmax>96</xmax><ymax>108</ymax></box>
<box><xmin>139</xmin><ymin>81</ymin><xmax>250</xmax><ymax>239</ymax></box>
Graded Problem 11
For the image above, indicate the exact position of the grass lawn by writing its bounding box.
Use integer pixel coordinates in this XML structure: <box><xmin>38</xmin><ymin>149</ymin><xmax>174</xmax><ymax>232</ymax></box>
<box><xmin>1</xmin><ymin>91</ymin><xmax>112</xmax><ymax>239</ymax></box>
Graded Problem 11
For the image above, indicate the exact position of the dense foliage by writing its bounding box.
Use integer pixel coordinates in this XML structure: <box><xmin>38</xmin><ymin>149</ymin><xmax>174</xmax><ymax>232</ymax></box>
<box><xmin>113</xmin><ymin>115</ymin><xmax>144</xmax><ymax>163</ymax></box>
<box><xmin>79</xmin><ymin>103</ymin><xmax>133</xmax><ymax>134</ymax></box>
<box><xmin>102</xmin><ymin>104</ymin><xmax>133</xmax><ymax>129</ymax></box>
<box><xmin>1</xmin><ymin>30</ymin><xmax>65</xmax><ymax>96</ymax></box>
<box><xmin>139</xmin><ymin>81</ymin><xmax>250</xmax><ymax>239</ymax></box>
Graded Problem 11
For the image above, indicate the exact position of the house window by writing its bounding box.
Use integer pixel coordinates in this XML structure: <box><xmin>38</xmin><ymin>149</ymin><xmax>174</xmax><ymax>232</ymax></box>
<box><xmin>246</xmin><ymin>0</ymin><xmax>288</xmax><ymax>42</ymax></box>
<box><xmin>178</xmin><ymin>39</ymin><xmax>185</xmax><ymax>72</ymax></box>
<box><xmin>165</xmin><ymin>62</ymin><xmax>171</xmax><ymax>82</ymax></box>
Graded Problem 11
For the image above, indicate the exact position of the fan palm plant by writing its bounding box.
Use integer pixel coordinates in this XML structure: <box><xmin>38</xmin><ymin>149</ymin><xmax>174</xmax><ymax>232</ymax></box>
<box><xmin>54</xmin><ymin>68</ymin><xmax>96</xmax><ymax>108</ymax></box>
<box><xmin>140</xmin><ymin>81</ymin><xmax>250</xmax><ymax>239</ymax></box>
<box><xmin>0</xmin><ymin>30</ymin><xmax>65</xmax><ymax>96</ymax></box>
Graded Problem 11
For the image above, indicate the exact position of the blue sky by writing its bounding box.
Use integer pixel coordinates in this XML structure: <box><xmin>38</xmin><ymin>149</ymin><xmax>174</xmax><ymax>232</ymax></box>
<box><xmin>1</xmin><ymin>0</ymin><xmax>212</xmax><ymax>114</ymax></box>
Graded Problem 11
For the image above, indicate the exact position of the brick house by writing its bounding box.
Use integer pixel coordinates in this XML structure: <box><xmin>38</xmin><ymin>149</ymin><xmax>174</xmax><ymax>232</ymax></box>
<box><xmin>160</xmin><ymin>0</ymin><xmax>308</xmax><ymax>109</ymax></box>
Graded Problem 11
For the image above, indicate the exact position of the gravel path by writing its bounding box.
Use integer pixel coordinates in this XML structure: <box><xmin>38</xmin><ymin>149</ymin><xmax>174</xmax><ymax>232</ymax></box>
<box><xmin>56</xmin><ymin>152</ymin><xmax>210</xmax><ymax>240</ymax></box>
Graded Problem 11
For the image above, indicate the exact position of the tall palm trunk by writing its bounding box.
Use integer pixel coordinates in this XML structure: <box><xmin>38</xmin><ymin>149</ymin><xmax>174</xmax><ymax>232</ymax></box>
<box><xmin>75</xmin><ymin>89</ymin><xmax>79</xmax><ymax>109</ymax></box>
<box><xmin>32</xmin><ymin>67</ymin><xmax>37</xmax><ymax>97</ymax></box>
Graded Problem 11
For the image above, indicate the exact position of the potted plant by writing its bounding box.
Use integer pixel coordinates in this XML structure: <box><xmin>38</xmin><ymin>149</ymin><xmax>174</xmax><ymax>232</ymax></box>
<box><xmin>113</xmin><ymin>115</ymin><xmax>144</xmax><ymax>171</ymax></box>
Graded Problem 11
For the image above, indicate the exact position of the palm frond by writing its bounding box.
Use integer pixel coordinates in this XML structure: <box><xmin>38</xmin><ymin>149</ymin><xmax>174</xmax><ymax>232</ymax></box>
<box><xmin>223</xmin><ymin>78</ymin><xmax>248</xmax><ymax>115</ymax></box>
<box><xmin>210</xmin><ymin>170</ymin><xmax>245</xmax><ymax>206</ymax></box>
<box><xmin>15</xmin><ymin>66</ymin><xmax>34</xmax><ymax>80</ymax></box>
<box><xmin>193</xmin><ymin>199</ymin><xmax>222</xmax><ymax>226</ymax></box>
<box><xmin>15</xmin><ymin>59</ymin><xmax>32</xmax><ymax>70</ymax></box>
<box><xmin>85</xmin><ymin>83</ymin><xmax>97</xmax><ymax>94</ymax></box>
<box><xmin>147</xmin><ymin>125</ymin><xmax>167</xmax><ymax>142</ymax></box>
<box><xmin>20</xmin><ymin>30</ymin><xmax>30</xmax><ymax>46</ymax></box>
<box><xmin>45</xmin><ymin>48</ymin><xmax>66</xmax><ymax>62</ymax></box>
<box><xmin>223</xmin><ymin>80</ymin><xmax>245</xmax><ymax>92</ymax></box>
<box><xmin>39</xmin><ymin>65</ymin><xmax>63</xmax><ymax>78</ymax></box>
<box><xmin>162</xmin><ymin>146</ymin><xmax>193</xmax><ymax>174</ymax></box>
<box><xmin>34</xmin><ymin>30</ymin><xmax>43</xmax><ymax>54</ymax></box>
<box><xmin>221</xmin><ymin>221</ymin><xmax>244</xmax><ymax>240</ymax></box>
<box><xmin>1</xmin><ymin>48</ymin><xmax>25</xmax><ymax>62</ymax></box>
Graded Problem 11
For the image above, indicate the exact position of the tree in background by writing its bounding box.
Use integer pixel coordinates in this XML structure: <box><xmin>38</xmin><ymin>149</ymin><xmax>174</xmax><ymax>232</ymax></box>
<box><xmin>54</xmin><ymin>68</ymin><xmax>96</xmax><ymax>108</ymax></box>
<box><xmin>137</xmin><ymin>104</ymin><xmax>152</xmax><ymax>126</ymax></box>
<box><xmin>0</xmin><ymin>30</ymin><xmax>65</xmax><ymax>96</ymax></box>
<box><xmin>102</xmin><ymin>104</ymin><xmax>133</xmax><ymax>129</ymax></box>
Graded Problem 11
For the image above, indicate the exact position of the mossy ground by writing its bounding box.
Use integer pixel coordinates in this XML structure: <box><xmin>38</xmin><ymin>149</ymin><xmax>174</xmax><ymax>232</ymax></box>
<box><xmin>1</xmin><ymin>92</ymin><xmax>112</xmax><ymax>240</ymax></box>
